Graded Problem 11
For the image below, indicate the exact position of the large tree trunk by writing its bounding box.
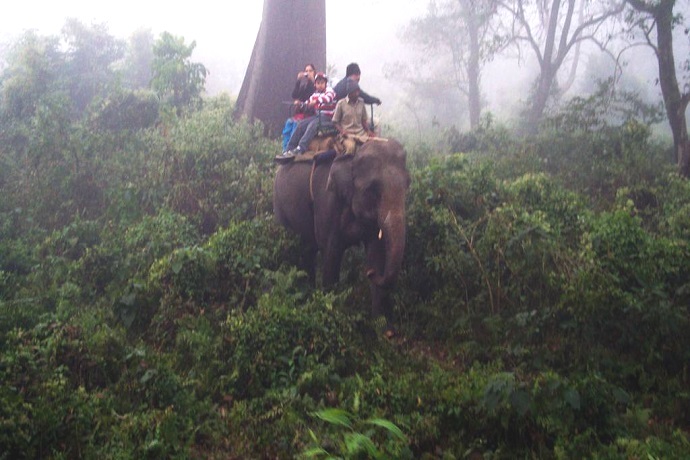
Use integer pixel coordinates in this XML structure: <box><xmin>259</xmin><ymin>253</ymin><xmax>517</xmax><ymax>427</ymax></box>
<box><xmin>652</xmin><ymin>0</ymin><xmax>690</xmax><ymax>176</ymax></box>
<box><xmin>527</xmin><ymin>66</ymin><xmax>555</xmax><ymax>131</ymax></box>
<box><xmin>627</xmin><ymin>0</ymin><xmax>690</xmax><ymax>176</ymax></box>
<box><xmin>525</xmin><ymin>0</ymin><xmax>562</xmax><ymax>132</ymax></box>
<box><xmin>467</xmin><ymin>9</ymin><xmax>482</xmax><ymax>129</ymax></box>
<box><xmin>235</xmin><ymin>0</ymin><xmax>326</xmax><ymax>136</ymax></box>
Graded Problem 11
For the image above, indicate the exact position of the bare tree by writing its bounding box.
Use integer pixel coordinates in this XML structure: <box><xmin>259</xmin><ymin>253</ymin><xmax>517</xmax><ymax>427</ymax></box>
<box><xmin>624</xmin><ymin>0</ymin><xmax>690</xmax><ymax>176</ymax></box>
<box><xmin>235</xmin><ymin>0</ymin><xmax>326</xmax><ymax>136</ymax></box>
<box><xmin>499</xmin><ymin>0</ymin><xmax>624</xmax><ymax>132</ymax></box>
<box><xmin>405</xmin><ymin>0</ymin><xmax>504</xmax><ymax>129</ymax></box>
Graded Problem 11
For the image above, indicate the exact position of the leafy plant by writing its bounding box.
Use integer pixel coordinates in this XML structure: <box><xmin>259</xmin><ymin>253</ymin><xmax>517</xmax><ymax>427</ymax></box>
<box><xmin>151</xmin><ymin>32</ymin><xmax>207</xmax><ymax>115</ymax></box>
<box><xmin>301</xmin><ymin>409</ymin><xmax>410</xmax><ymax>459</ymax></box>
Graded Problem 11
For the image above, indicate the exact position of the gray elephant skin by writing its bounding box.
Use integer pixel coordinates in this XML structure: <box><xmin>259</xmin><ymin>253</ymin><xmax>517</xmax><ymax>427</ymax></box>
<box><xmin>273</xmin><ymin>139</ymin><xmax>410</xmax><ymax>332</ymax></box>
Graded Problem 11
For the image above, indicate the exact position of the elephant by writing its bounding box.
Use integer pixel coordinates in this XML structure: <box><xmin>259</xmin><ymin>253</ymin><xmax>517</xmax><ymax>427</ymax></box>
<box><xmin>273</xmin><ymin>138</ymin><xmax>410</xmax><ymax>334</ymax></box>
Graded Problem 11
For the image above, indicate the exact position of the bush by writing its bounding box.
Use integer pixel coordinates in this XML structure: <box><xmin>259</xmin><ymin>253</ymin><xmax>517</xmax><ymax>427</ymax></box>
<box><xmin>205</xmin><ymin>216</ymin><xmax>297</xmax><ymax>307</ymax></box>
<box><xmin>400</xmin><ymin>154</ymin><xmax>500</xmax><ymax>337</ymax></box>
<box><xmin>159</xmin><ymin>96</ymin><xmax>277</xmax><ymax>231</ymax></box>
<box><xmin>219</xmin><ymin>287</ymin><xmax>362</xmax><ymax>400</ymax></box>
<box><xmin>114</xmin><ymin>217</ymin><xmax>298</xmax><ymax>345</ymax></box>
<box><xmin>561</xmin><ymin>203</ymin><xmax>690</xmax><ymax>396</ymax></box>
<box><xmin>3</xmin><ymin>59</ymin><xmax>690</xmax><ymax>457</ymax></box>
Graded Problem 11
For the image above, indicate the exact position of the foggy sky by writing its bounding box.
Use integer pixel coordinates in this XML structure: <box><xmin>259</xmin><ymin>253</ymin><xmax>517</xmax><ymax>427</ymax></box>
<box><xmin>0</xmin><ymin>1</ymin><xmax>425</xmax><ymax>97</ymax></box>
<box><xmin>1</xmin><ymin>0</ymin><xmax>679</xmax><ymax>131</ymax></box>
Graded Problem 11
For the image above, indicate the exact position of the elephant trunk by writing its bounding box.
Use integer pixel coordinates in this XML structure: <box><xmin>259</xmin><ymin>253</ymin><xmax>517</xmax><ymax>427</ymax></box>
<box><xmin>368</xmin><ymin>207</ymin><xmax>406</xmax><ymax>288</ymax></box>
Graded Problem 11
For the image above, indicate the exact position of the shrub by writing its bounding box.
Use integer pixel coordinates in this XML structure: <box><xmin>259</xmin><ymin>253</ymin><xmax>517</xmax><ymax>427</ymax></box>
<box><xmin>160</xmin><ymin>96</ymin><xmax>277</xmax><ymax>231</ymax></box>
<box><xmin>205</xmin><ymin>216</ymin><xmax>298</xmax><ymax>307</ymax></box>
<box><xmin>561</xmin><ymin>202</ymin><xmax>690</xmax><ymax>406</ymax></box>
<box><xmin>219</xmin><ymin>288</ymin><xmax>362</xmax><ymax>400</ymax></box>
<box><xmin>111</xmin><ymin>210</ymin><xmax>201</xmax><ymax>331</ymax></box>
<box><xmin>400</xmin><ymin>154</ymin><xmax>500</xmax><ymax>337</ymax></box>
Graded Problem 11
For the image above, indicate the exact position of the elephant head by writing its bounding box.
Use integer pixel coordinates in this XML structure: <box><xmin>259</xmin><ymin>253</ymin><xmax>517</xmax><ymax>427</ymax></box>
<box><xmin>327</xmin><ymin>139</ymin><xmax>410</xmax><ymax>288</ymax></box>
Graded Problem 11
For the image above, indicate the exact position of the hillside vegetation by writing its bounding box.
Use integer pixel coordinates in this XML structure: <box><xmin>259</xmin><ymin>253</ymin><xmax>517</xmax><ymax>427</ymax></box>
<box><xmin>1</xmin><ymin>25</ymin><xmax>690</xmax><ymax>459</ymax></box>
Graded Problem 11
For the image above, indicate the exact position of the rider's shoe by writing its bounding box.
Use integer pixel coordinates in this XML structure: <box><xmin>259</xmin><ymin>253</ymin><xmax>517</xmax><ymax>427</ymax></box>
<box><xmin>274</xmin><ymin>151</ymin><xmax>295</xmax><ymax>163</ymax></box>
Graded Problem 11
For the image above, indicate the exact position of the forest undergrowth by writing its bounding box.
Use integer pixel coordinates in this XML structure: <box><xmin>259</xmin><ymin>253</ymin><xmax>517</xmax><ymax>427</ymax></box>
<box><xmin>2</xmin><ymin>87</ymin><xmax>690</xmax><ymax>458</ymax></box>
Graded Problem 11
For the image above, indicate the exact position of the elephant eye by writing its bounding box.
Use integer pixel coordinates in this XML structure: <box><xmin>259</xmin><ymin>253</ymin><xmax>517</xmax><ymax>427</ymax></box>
<box><xmin>365</xmin><ymin>180</ymin><xmax>381</xmax><ymax>196</ymax></box>
<box><xmin>361</xmin><ymin>181</ymin><xmax>381</xmax><ymax>207</ymax></box>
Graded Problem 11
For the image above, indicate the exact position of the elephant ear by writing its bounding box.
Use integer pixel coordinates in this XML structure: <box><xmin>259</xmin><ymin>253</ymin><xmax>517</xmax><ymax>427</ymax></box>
<box><xmin>326</xmin><ymin>154</ymin><xmax>355</xmax><ymax>201</ymax></box>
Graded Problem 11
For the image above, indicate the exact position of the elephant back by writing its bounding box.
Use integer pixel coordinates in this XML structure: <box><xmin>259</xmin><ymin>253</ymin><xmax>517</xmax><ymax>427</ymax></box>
<box><xmin>273</xmin><ymin>159</ymin><xmax>336</xmax><ymax>224</ymax></box>
<box><xmin>356</xmin><ymin>138</ymin><xmax>407</xmax><ymax>165</ymax></box>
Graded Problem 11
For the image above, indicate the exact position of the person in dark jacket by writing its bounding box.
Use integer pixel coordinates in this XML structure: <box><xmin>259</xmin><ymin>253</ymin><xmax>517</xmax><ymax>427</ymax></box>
<box><xmin>281</xmin><ymin>64</ymin><xmax>316</xmax><ymax>151</ymax></box>
<box><xmin>332</xmin><ymin>62</ymin><xmax>381</xmax><ymax>105</ymax></box>
<box><xmin>278</xmin><ymin>72</ymin><xmax>337</xmax><ymax>160</ymax></box>
<box><xmin>291</xmin><ymin>63</ymin><xmax>316</xmax><ymax>102</ymax></box>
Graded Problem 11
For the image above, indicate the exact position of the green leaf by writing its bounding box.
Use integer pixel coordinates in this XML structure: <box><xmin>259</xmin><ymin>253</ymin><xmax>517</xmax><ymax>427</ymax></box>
<box><xmin>344</xmin><ymin>432</ymin><xmax>378</xmax><ymax>456</ymax></box>
<box><xmin>509</xmin><ymin>389</ymin><xmax>531</xmax><ymax>416</ymax></box>
<box><xmin>313</xmin><ymin>409</ymin><xmax>352</xmax><ymax>428</ymax></box>
<box><xmin>307</xmin><ymin>428</ymin><xmax>318</xmax><ymax>443</ymax></box>
<box><xmin>366</xmin><ymin>418</ymin><xmax>407</xmax><ymax>441</ymax></box>
<box><xmin>563</xmin><ymin>388</ymin><xmax>581</xmax><ymax>410</ymax></box>
<box><xmin>302</xmin><ymin>446</ymin><xmax>330</xmax><ymax>458</ymax></box>
<box><xmin>119</xmin><ymin>292</ymin><xmax>136</xmax><ymax>307</ymax></box>
<box><xmin>140</xmin><ymin>368</ymin><xmax>157</xmax><ymax>384</ymax></box>
<box><xmin>613</xmin><ymin>387</ymin><xmax>631</xmax><ymax>405</ymax></box>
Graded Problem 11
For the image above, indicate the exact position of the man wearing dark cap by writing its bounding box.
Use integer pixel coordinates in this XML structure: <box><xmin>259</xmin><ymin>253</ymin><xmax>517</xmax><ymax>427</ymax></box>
<box><xmin>333</xmin><ymin>62</ymin><xmax>382</xmax><ymax>105</ymax></box>
<box><xmin>332</xmin><ymin>80</ymin><xmax>374</xmax><ymax>153</ymax></box>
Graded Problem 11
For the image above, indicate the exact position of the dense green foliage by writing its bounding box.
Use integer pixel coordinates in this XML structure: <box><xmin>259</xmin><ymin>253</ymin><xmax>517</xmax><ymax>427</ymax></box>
<box><xmin>1</xmin><ymin>22</ymin><xmax>689</xmax><ymax>459</ymax></box>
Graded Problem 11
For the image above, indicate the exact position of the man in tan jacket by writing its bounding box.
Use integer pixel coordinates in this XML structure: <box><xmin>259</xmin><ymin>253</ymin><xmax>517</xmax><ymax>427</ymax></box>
<box><xmin>331</xmin><ymin>81</ymin><xmax>375</xmax><ymax>153</ymax></box>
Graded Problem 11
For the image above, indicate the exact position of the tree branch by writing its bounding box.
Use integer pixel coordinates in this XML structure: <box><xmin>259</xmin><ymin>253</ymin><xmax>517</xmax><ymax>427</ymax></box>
<box><xmin>681</xmin><ymin>92</ymin><xmax>690</xmax><ymax>113</ymax></box>
<box><xmin>625</xmin><ymin>0</ymin><xmax>656</xmax><ymax>14</ymax></box>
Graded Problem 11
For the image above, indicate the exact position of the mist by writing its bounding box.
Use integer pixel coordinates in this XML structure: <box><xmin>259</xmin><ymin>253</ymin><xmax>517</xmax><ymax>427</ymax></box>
<box><xmin>0</xmin><ymin>2</ymin><xmax>424</xmax><ymax>102</ymax></box>
<box><xmin>1</xmin><ymin>0</ymin><xmax>685</xmax><ymax>136</ymax></box>
<box><xmin>3</xmin><ymin>3</ymin><xmax>690</xmax><ymax>457</ymax></box>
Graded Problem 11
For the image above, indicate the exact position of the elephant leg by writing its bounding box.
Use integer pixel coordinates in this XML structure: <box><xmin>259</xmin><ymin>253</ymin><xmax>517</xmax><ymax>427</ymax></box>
<box><xmin>299</xmin><ymin>238</ymin><xmax>318</xmax><ymax>287</ymax></box>
<box><xmin>321</xmin><ymin>237</ymin><xmax>344</xmax><ymax>288</ymax></box>
<box><xmin>365</xmin><ymin>239</ymin><xmax>395</xmax><ymax>334</ymax></box>
<box><xmin>370</xmin><ymin>283</ymin><xmax>394</xmax><ymax>333</ymax></box>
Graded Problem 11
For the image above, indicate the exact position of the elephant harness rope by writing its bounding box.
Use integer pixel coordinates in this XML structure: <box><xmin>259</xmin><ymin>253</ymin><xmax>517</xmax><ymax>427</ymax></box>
<box><xmin>309</xmin><ymin>161</ymin><xmax>318</xmax><ymax>203</ymax></box>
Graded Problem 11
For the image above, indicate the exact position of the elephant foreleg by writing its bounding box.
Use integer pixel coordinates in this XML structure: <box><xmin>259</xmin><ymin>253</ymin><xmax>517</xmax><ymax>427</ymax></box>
<box><xmin>370</xmin><ymin>283</ymin><xmax>394</xmax><ymax>333</ymax></box>
<box><xmin>300</xmin><ymin>238</ymin><xmax>318</xmax><ymax>287</ymax></box>
<box><xmin>322</xmin><ymin>236</ymin><xmax>344</xmax><ymax>288</ymax></box>
<box><xmin>365</xmin><ymin>239</ymin><xmax>395</xmax><ymax>334</ymax></box>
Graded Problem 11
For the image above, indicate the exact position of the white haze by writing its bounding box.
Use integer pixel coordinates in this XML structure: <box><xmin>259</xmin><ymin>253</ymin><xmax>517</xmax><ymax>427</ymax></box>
<box><xmin>0</xmin><ymin>0</ymin><xmax>679</xmax><ymax>132</ymax></box>
<box><xmin>0</xmin><ymin>1</ymin><xmax>424</xmax><ymax>92</ymax></box>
